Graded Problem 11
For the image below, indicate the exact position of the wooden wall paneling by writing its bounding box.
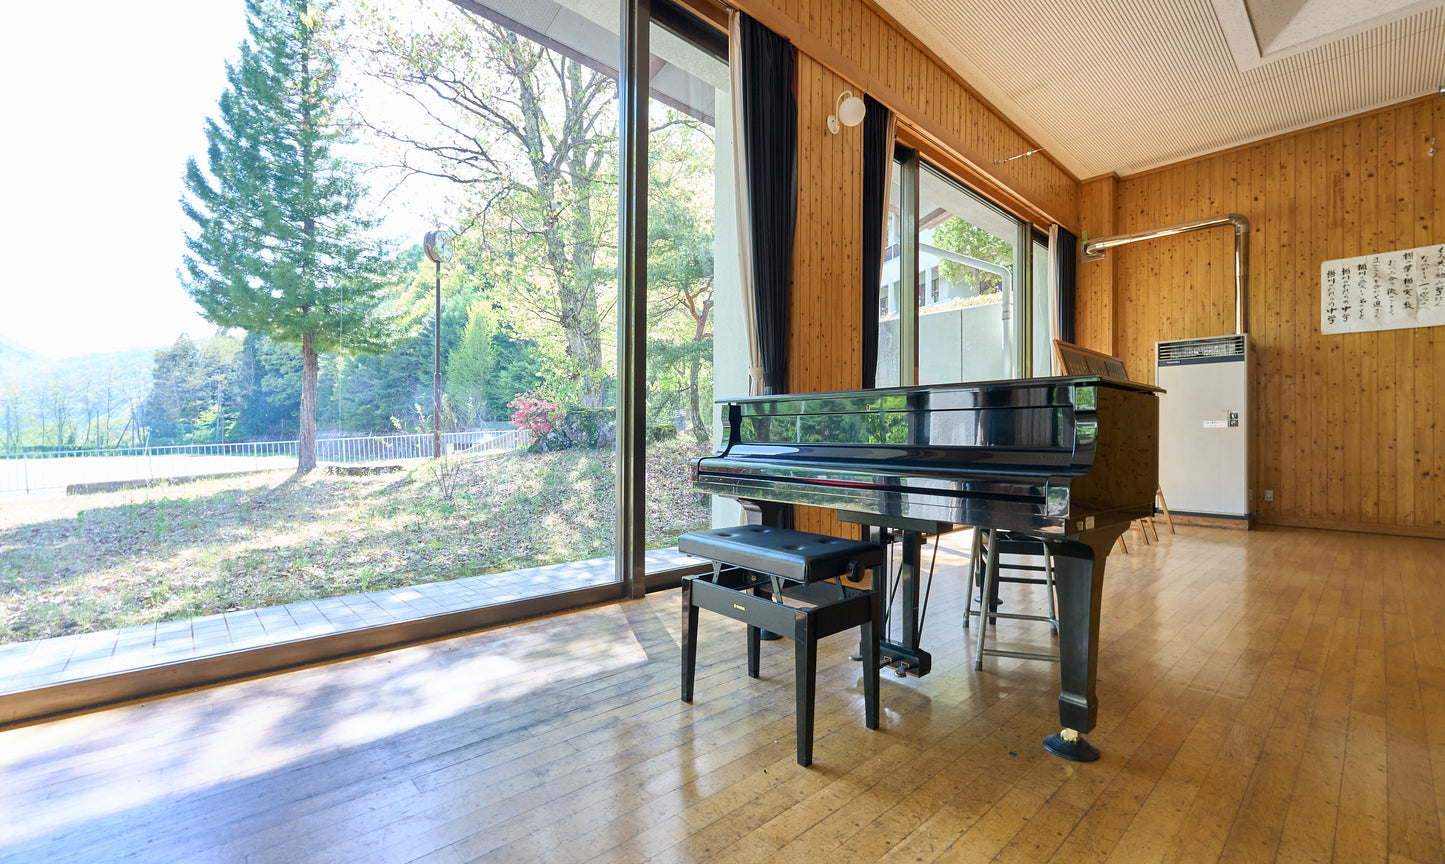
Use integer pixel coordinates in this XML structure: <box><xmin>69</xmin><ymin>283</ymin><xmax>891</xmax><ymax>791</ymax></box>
<box><xmin>1295</xmin><ymin>129</ymin><xmax>1316</xmax><ymax>520</ymax></box>
<box><xmin>1294</xmin><ymin>136</ymin><xmax>1317</xmax><ymax>525</ymax></box>
<box><xmin>1184</xmin><ymin>160</ymin><xmax>1203</xmax><ymax>339</ymax></box>
<box><xmin>1376</xmin><ymin>110</ymin><xmax>1399</xmax><ymax>526</ymax></box>
<box><xmin>1330</xmin><ymin>120</ymin><xmax>1360</xmax><ymax>526</ymax></box>
<box><xmin>740</xmin><ymin>0</ymin><xmax>1080</xmax><ymax>231</ymax></box>
<box><xmin>787</xmin><ymin>55</ymin><xmax>862</xmax><ymax>538</ymax></box>
<box><xmin>1110</xmin><ymin>95</ymin><xmax>1445</xmax><ymax>536</ymax></box>
<box><xmin>1265</xmin><ymin>141</ymin><xmax>1284</xmax><ymax>518</ymax></box>
<box><xmin>1263</xmin><ymin>141</ymin><xmax>1285</xmax><ymax>520</ymax></box>
<box><xmin>1345</xmin><ymin>116</ymin><xmax>1377</xmax><ymax>525</ymax></box>
<box><xmin>1314</xmin><ymin>127</ymin><xmax>1342</xmax><ymax>523</ymax></box>
<box><xmin>1434</xmin><ymin>96</ymin><xmax>1445</xmax><ymax>528</ymax></box>
<box><xmin>1411</xmin><ymin>101</ymin><xmax>1434</xmax><ymax>529</ymax></box>
<box><xmin>1251</xmin><ymin>140</ymin><xmax>1289</xmax><ymax>519</ymax></box>
<box><xmin>1076</xmin><ymin>176</ymin><xmax>1117</xmax><ymax>354</ymax></box>
<box><xmin>1395</xmin><ymin>106</ymin><xmax>1419</xmax><ymax>528</ymax></box>
<box><xmin>1162</xmin><ymin>165</ymin><xmax>1180</xmax><ymax>348</ymax></box>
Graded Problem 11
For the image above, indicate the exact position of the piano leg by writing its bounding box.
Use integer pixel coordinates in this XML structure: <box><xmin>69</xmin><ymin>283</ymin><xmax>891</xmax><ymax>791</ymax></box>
<box><xmin>1041</xmin><ymin>527</ymin><xmax>1125</xmax><ymax>762</ymax></box>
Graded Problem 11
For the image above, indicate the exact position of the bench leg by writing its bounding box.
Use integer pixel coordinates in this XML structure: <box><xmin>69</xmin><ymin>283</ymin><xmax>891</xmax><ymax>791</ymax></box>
<box><xmin>681</xmin><ymin>580</ymin><xmax>698</xmax><ymax>703</ymax></box>
<box><xmin>795</xmin><ymin>615</ymin><xmax>816</xmax><ymax>767</ymax></box>
<box><xmin>747</xmin><ymin>625</ymin><xmax>761</xmax><ymax>678</ymax></box>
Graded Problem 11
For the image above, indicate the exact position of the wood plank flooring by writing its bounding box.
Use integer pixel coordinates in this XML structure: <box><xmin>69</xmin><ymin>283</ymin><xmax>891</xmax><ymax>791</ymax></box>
<box><xmin>2</xmin><ymin>525</ymin><xmax>1443</xmax><ymax>863</ymax></box>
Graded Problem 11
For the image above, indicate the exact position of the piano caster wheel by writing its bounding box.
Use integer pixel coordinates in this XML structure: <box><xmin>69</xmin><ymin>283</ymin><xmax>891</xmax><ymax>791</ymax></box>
<box><xmin>1043</xmin><ymin>728</ymin><xmax>1100</xmax><ymax>762</ymax></box>
<box><xmin>850</xmin><ymin>653</ymin><xmax>862</xmax><ymax>661</ymax></box>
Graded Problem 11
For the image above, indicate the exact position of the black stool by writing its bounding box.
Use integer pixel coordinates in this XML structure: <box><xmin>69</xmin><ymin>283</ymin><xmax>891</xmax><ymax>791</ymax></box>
<box><xmin>678</xmin><ymin>525</ymin><xmax>884</xmax><ymax>767</ymax></box>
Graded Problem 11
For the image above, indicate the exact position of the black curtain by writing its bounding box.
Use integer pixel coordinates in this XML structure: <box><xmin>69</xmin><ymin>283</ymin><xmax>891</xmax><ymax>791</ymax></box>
<box><xmin>739</xmin><ymin>14</ymin><xmax>797</xmax><ymax>396</ymax></box>
<box><xmin>861</xmin><ymin>94</ymin><xmax>891</xmax><ymax>389</ymax></box>
<box><xmin>1056</xmin><ymin>227</ymin><xmax>1078</xmax><ymax>345</ymax></box>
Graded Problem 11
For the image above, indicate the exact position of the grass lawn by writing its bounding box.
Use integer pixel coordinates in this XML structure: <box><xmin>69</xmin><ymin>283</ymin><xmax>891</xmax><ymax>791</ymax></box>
<box><xmin>0</xmin><ymin>438</ymin><xmax>711</xmax><ymax>645</ymax></box>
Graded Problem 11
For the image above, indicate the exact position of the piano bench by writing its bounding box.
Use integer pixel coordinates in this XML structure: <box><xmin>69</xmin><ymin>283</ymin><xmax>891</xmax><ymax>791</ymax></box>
<box><xmin>678</xmin><ymin>527</ymin><xmax>884</xmax><ymax>767</ymax></box>
<box><xmin>677</xmin><ymin>525</ymin><xmax>884</xmax><ymax>584</ymax></box>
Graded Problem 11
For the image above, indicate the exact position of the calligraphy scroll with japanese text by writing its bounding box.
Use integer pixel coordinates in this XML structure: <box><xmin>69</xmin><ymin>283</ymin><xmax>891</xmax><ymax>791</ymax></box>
<box><xmin>1321</xmin><ymin>242</ymin><xmax>1445</xmax><ymax>335</ymax></box>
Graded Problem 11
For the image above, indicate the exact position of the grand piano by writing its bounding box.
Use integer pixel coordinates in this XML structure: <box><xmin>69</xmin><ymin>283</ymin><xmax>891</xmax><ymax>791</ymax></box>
<box><xmin>690</xmin><ymin>374</ymin><xmax>1161</xmax><ymax>760</ymax></box>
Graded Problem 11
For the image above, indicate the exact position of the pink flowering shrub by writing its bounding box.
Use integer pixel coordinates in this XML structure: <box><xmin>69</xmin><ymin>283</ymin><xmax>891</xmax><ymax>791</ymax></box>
<box><xmin>509</xmin><ymin>394</ymin><xmax>567</xmax><ymax>437</ymax></box>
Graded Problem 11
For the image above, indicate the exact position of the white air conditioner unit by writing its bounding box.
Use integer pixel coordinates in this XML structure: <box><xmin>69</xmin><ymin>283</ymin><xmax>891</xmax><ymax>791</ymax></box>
<box><xmin>1156</xmin><ymin>334</ymin><xmax>1253</xmax><ymax>522</ymax></box>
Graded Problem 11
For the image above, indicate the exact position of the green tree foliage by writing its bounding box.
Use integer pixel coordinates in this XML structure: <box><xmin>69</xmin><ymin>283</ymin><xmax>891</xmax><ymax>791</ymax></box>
<box><xmin>646</xmin><ymin>114</ymin><xmax>716</xmax><ymax>444</ymax></box>
<box><xmin>347</xmin><ymin>3</ymin><xmax>617</xmax><ymax>407</ymax></box>
<box><xmin>928</xmin><ymin>219</ymin><xmax>1012</xmax><ymax>297</ymax></box>
<box><xmin>140</xmin><ymin>335</ymin><xmax>206</xmax><ymax>443</ymax></box>
<box><xmin>444</xmin><ymin>301</ymin><xmax>496</xmax><ymax>427</ymax></box>
<box><xmin>181</xmin><ymin>0</ymin><xmax>410</xmax><ymax>471</ymax></box>
<box><xmin>237</xmin><ymin>333</ymin><xmax>304</xmax><ymax>440</ymax></box>
<box><xmin>140</xmin><ymin>334</ymin><xmax>251</xmax><ymax>444</ymax></box>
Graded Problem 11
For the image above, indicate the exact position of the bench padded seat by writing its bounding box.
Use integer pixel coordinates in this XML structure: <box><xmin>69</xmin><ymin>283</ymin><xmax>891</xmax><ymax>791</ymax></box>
<box><xmin>678</xmin><ymin>525</ymin><xmax>884</xmax><ymax>584</ymax></box>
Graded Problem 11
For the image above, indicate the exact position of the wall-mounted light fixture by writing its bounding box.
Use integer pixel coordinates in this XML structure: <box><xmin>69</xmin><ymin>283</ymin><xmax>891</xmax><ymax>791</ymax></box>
<box><xmin>827</xmin><ymin>90</ymin><xmax>865</xmax><ymax>134</ymax></box>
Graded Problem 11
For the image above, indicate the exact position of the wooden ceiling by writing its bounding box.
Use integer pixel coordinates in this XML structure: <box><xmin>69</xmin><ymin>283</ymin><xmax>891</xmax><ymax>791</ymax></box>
<box><xmin>879</xmin><ymin>0</ymin><xmax>1445</xmax><ymax>178</ymax></box>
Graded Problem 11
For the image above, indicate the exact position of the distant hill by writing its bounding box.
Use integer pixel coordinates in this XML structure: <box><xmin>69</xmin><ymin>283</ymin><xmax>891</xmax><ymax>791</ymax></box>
<box><xmin>0</xmin><ymin>344</ymin><xmax>158</xmax><ymax>391</ymax></box>
<box><xmin>0</xmin><ymin>335</ymin><xmax>44</xmax><ymax>369</ymax></box>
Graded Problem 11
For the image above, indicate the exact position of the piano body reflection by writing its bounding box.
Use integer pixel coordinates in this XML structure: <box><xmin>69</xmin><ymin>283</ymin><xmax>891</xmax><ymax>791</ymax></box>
<box><xmin>690</xmin><ymin>375</ymin><xmax>1160</xmax><ymax>760</ymax></box>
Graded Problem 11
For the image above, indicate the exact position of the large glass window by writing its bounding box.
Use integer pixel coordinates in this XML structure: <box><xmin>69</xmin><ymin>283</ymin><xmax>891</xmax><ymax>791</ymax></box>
<box><xmin>0</xmin><ymin>0</ymin><xmax>728</xmax><ymax>653</ymax></box>
<box><xmin>878</xmin><ymin>156</ymin><xmax>1051</xmax><ymax>385</ymax></box>
<box><xmin>917</xmin><ymin>165</ymin><xmax>1019</xmax><ymax>383</ymax></box>
<box><xmin>644</xmin><ymin>11</ymin><xmax>735</xmax><ymax>571</ymax></box>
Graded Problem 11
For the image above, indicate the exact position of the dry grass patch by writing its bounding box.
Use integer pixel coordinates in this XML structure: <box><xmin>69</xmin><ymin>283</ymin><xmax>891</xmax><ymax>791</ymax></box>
<box><xmin>0</xmin><ymin>438</ymin><xmax>710</xmax><ymax>644</ymax></box>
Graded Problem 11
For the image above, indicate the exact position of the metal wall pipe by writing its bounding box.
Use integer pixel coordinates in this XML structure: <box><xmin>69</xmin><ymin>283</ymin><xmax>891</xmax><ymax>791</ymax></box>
<box><xmin>1081</xmin><ymin>213</ymin><xmax>1250</xmax><ymax>335</ymax></box>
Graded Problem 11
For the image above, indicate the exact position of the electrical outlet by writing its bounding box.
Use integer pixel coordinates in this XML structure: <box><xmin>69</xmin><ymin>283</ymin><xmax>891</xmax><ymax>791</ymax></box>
<box><xmin>1264</xmin><ymin>489</ymin><xmax>1274</xmax><ymax>502</ymax></box>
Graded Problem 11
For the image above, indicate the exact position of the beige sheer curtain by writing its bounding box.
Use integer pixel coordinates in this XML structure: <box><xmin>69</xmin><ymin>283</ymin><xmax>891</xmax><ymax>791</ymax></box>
<box><xmin>728</xmin><ymin>12</ymin><xmax>764</xmax><ymax>396</ymax></box>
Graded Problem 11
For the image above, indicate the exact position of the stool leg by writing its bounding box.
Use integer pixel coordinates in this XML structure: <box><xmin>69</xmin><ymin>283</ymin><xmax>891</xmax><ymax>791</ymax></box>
<box><xmin>747</xmin><ymin>625</ymin><xmax>761</xmax><ymax>678</ymax></box>
<box><xmin>964</xmin><ymin>528</ymin><xmax>982</xmax><ymax>628</ymax></box>
<box><xmin>681</xmin><ymin>579</ymin><xmax>698</xmax><ymax>702</ymax></box>
<box><xmin>795</xmin><ymin>614</ymin><xmax>816</xmax><ymax>767</ymax></box>
<box><xmin>863</xmin><ymin>582</ymin><xmax>881</xmax><ymax>730</ymax></box>
<box><xmin>1043</xmin><ymin>544</ymin><xmax>1058</xmax><ymax>635</ymax></box>
<box><xmin>975</xmin><ymin>529</ymin><xmax>998</xmax><ymax>670</ymax></box>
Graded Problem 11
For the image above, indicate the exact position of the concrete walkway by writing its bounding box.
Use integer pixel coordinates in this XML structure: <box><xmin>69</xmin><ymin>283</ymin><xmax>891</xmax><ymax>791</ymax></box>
<box><xmin>0</xmin><ymin>548</ymin><xmax>703</xmax><ymax>723</ymax></box>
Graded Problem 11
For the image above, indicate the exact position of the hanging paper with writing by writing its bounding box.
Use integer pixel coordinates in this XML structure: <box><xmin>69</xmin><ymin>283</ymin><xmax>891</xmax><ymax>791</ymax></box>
<box><xmin>1321</xmin><ymin>242</ymin><xmax>1445</xmax><ymax>334</ymax></box>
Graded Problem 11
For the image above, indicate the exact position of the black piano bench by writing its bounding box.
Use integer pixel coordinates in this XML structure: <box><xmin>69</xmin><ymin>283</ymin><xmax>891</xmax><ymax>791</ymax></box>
<box><xmin>677</xmin><ymin>525</ymin><xmax>884</xmax><ymax>767</ymax></box>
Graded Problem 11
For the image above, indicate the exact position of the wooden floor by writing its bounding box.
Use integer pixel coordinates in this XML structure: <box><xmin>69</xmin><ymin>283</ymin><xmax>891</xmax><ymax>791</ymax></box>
<box><xmin>3</xmin><ymin>525</ymin><xmax>1444</xmax><ymax>863</ymax></box>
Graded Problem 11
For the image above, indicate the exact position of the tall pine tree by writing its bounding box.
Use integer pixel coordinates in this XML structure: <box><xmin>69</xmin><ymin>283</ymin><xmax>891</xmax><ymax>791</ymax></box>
<box><xmin>181</xmin><ymin>0</ymin><xmax>407</xmax><ymax>471</ymax></box>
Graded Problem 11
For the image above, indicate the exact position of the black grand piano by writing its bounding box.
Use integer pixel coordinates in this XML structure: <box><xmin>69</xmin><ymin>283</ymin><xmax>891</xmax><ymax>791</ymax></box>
<box><xmin>690</xmin><ymin>374</ymin><xmax>1160</xmax><ymax>760</ymax></box>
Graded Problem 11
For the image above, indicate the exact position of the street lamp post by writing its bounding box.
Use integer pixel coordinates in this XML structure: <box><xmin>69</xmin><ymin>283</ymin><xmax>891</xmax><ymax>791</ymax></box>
<box><xmin>423</xmin><ymin>229</ymin><xmax>448</xmax><ymax>459</ymax></box>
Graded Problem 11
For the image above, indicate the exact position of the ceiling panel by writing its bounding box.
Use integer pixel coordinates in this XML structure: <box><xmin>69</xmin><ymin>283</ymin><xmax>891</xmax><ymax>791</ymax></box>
<box><xmin>880</xmin><ymin>0</ymin><xmax>1445</xmax><ymax>178</ymax></box>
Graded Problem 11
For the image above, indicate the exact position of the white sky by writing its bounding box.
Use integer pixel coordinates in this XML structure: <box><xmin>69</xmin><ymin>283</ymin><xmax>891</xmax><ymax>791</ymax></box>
<box><xmin>0</xmin><ymin>3</ymin><xmax>249</xmax><ymax>359</ymax></box>
<box><xmin>0</xmin><ymin>1</ymin><xmax>436</xmax><ymax>361</ymax></box>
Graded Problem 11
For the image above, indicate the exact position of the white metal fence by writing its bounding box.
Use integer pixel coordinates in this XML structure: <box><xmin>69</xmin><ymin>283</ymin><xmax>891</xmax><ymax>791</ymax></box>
<box><xmin>0</xmin><ymin>429</ymin><xmax>530</xmax><ymax>496</ymax></box>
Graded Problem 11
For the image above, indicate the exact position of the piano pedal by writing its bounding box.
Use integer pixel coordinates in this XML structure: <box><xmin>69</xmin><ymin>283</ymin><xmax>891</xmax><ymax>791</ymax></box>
<box><xmin>894</xmin><ymin>662</ymin><xmax>909</xmax><ymax>678</ymax></box>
